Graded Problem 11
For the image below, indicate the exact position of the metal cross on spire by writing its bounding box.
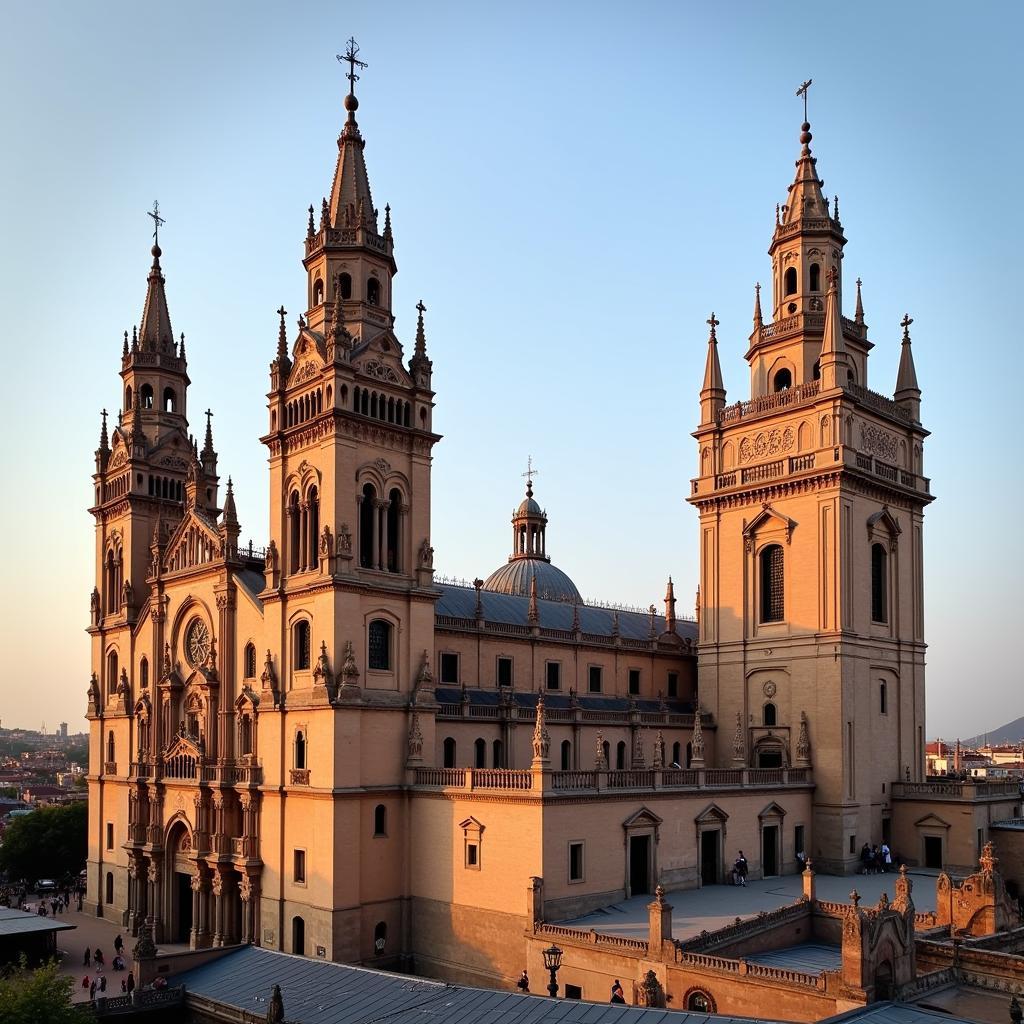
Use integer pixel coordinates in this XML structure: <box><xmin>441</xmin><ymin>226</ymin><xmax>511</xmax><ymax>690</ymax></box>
<box><xmin>796</xmin><ymin>79</ymin><xmax>813</xmax><ymax>122</ymax></box>
<box><xmin>901</xmin><ymin>313</ymin><xmax>914</xmax><ymax>339</ymax></box>
<box><xmin>147</xmin><ymin>200</ymin><xmax>165</xmax><ymax>247</ymax></box>
<box><xmin>706</xmin><ymin>312</ymin><xmax>720</xmax><ymax>340</ymax></box>
<box><xmin>522</xmin><ymin>456</ymin><xmax>539</xmax><ymax>494</ymax></box>
<box><xmin>337</xmin><ymin>37</ymin><xmax>367</xmax><ymax>96</ymax></box>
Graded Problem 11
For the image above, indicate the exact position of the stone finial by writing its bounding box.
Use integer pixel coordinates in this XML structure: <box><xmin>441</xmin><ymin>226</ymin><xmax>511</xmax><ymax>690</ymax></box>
<box><xmin>531</xmin><ymin>692</ymin><xmax>550</xmax><ymax>763</ymax></box>
<box><xmin>795</xmin><ymin>711</ymin><xmax>811</xmax><ymax>766</ymax></box>
<box><xmin>690</xmin><ymin>708</ymin><xmax>706</xmax><ymax>767</ymax></box>
<box><xmin>406</xmin><ymin>710</ymin><xmax>423</xmax><ymax>763</ymax></box>
<box><xmin>572</xmin><ymin>600</ymin><xmax>580</xmax><ymax>633</ymax></box>
<box><xmin>980</xmin><ymin>841</ymin><xmax>997</xmax><ymax>874</ymax></box>
<box><xmin>752</xmin><ymin>281</ymin><xmax>763</xmax><ymax>328</ymax></box>
<box><xmin>473</xmin><ymin>578</ymin><xmax>483</xmax><ymax>619</ymax></box>
<box><xmin>132</xmin><ymin>923</ymin><xmax>158</xmax><ymax>961</ymax></box>
<box><xmin>307</xmin><ymin>204</ymin><xmax>315</xmax><ymax>238</ymax></box>
<box><xmin>632</xmin><ymin>730</ymin><xmax>646</xmax><ymax>768</ymax></box>
<box><xmin>594</xmin><ymin>731</ymin><xmax>607</xmax><ymax>770</ymax></box>
<box><xmin>266</xmin><ymin>983</ymin><xmax>284</xmax><ymax>1024</ymax></box>
<box><xmin>653</xmin><ymin>730</ymin><xmax>665</xmax><ymax>769</ymax></box>
<box><xmin>664</xmin><ymin>577</ymin><xmax>676</xmax><ymax>633</ymax></box>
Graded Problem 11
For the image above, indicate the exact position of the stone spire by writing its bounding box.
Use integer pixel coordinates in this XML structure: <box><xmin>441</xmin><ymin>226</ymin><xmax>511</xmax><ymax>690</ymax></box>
<box><xmin>138</xmin><ymin>242</ymin><xmax>175</xmax><ymax>354</ymax></box>
<box><xmin>202</xmin><ymin>409</ymin><xmax>215</xmax><ymax>459</ymax></box>
<box><xmin>818</xmin><ymin>266</ymin><xmax>849</xmax><ymax>389</ymax></box>
<box><xmin>699</xmin><ymin>312</ymin><xmax>726</xmax><ymax>424</ymax></box>
<box><xmin>98</xmin><ymin>408</ymin><xmax>109</xmax><ymax>452</ymax></box>
<box><xmin>895</xmin><ymin>314</ymin><xmax>921</xmax><ymax>421</ymax></box>
<box><xmin>752</xmin><ymin>282</ymin><xmax>763</xmax><ymax>328</ymax></box>
<box><xmin>664</xmin><ymin>577</ymin><xmax>677</xmax><ymax>633</ymax></box>
<box><xmin>854</xmin><ymin>277</ymin><xmax>865</xmax><ymax>325</ymax></box>
<box><xmin>329</xmin><ymin>40</ymin><xmax>378</xmax><ymax>233</ymax></box>
<box><xmin>221</xmin><ymin>476</ymin><xmax>237</xmax><ymax>525</ymax></box>
<box><xmin>409</xmin><ymin>300</ymin><xmax>433</xmax><ymax>388</ymax></box>
<box><xmin>690</xmin><ymin>708</ymin><xmax>706</xmax><ymax>768</ymax></box>
<box><xmin>531</xmin><ymin>692</ymin><xmax>550</xmax><ymax>765</ymax></box>
<box><xmin>780</xmin><ymin>118</ymin><xmax>830</xmax><ymax>229</ymax></box>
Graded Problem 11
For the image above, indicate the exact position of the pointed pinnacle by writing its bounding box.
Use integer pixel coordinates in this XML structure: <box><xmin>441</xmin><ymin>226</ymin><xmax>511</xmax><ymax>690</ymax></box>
<box><xmin>855</xmin><ymin>278</ymin><xmax>864</xmax><ymax>325</ymax></box>
<box><xmin>753</xmin><ymin>283</ymin><xmax>763</xmax><ymax>327</ymax></box>
<box><xmin>203</xmin><ymin>409</ymin><xmax>215</xmax><ymax>455</ymax></box>
<box><xmin>307</xmin><ymin>204</ymin><xmax>315</xmax><ymax>238</ymax></box>
<box><xmin>223</xmin><ymin>475</ymin><xmax>237</xmax><ymax>523</ymax></box>
<box><xmin>414</xmin><ymin>299</ymin><xmax>427</xmax><ymax>356</ymax></box>
<box><xmin>132</xmin><ymin>324</ymin><xmax>138</xmax><ymax>350</ymax></box>
<box><xmin>122</xmin><ymin>331</ymin><xmax>129</xmax><ymax>357</ymax></box>
<box><xmin>384</xmin><ymin>203</ymin><xmax>393</xmax><ymax>239</ymax></box>
<box><xmin>179</xmin><ymin>332</ymin><xmax>186</xmax><ymax>360</ymax></box>
<box><xmin>99</xmin><ymin>409</ymin><xmax>109</xmax><ymax>450</ymax></box>
<box><xmin>276</xmin><ymin>306</ymin><xmax>288</xmax><ymax>359</ymax></box>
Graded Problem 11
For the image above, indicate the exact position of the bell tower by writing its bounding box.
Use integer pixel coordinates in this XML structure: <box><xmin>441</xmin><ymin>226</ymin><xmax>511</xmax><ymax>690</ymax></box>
<box><xmin>689</xmin><ymin>93</ymin><xmax>933</xmax><ymax>873</ymax></box>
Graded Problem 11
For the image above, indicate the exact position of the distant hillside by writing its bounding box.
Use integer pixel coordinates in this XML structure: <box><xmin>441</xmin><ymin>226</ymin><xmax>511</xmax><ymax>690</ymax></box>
<box><xmin>962</xmin><ymin>716</ymin><xmax>1024</xmax><ymax>748</ymax></box>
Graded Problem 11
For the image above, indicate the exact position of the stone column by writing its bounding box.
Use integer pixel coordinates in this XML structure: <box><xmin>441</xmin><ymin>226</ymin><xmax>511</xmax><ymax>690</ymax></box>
<box><xmin>211</xmin><ymin>869</ymin><xmax>225</xmax><ymax>947</ymax></box>
<box><xmin>190</xmin><ymin>867</ymin><xmax>204</xmax><ymax>949</ymax></box>
<box><xmin>648</xmin><ymin>884</ymin><xmax>673</xmax><ymax>952</ymax></box>
<box><xmin>239</xmin><ymin>874</ymin><xmax>256</xmax><ymax>945</ymax></box>
<box><xmin>299</xmin><ymin>502</ymin><xmax>309</xmax><ymax>572</ymax></box>
<box><xmin>146</xmin><ymin>855</ymin><xmax>164</xmax><ymax>943</ymax></box>
<box><xmin>197</xmin><ymin>869</ymin><xmax>212</xmax><ymax>948</ymax></box>
<box><xmin>376</xmin><ymin>500</ymin><xmax>387</xmax><ymax>570</ymax></box>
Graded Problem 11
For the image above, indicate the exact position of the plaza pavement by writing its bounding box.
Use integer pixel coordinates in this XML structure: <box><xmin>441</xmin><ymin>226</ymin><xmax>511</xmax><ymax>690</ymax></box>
<box><xmin>565</xmin><ymin>870</ymin><xmax>939</xmax><ymax>943</ymax></box>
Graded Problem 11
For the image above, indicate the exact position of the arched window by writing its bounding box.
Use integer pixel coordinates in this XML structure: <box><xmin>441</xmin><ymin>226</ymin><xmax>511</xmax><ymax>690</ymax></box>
<box><xmin>603</xmin><ymin>740</ymin><xmax>611</xmax><ymax>767</ymax></box>
<box><xmin>313</xmin><ymin>278</ymin><xmax>324</xmax><ymax>306</ymax></box>
<box><xmin>686</xmin><ymin>741</ymin><xmax>693</xmax><ymax>768</ymax></box>
<box><xmin>339</xmin><ymin>273</ymin><xmax>352</xmax><ymax>300</ymax></box>
<box><xmin>760</xmin><ymin>545</ymin><xmax>785</xmax><ymax>623</ymax></box>
<box><xmin>773</xmin><ymin>368</ymin><xmax>792</xmax><ymax>392</ymax></box>
<box><xmin>106</xmin><ymin>730</ymin><xmax>115</xmax><ymax>764</ymax></box>
<box><xmin>374</xmin><ymin>921</ymin><xmax>387</xmax><ymax>954</ymax></box>
<box><xmin>784</xmin><ymin>267</ymin><xmax>798</xmax><ymax>296</ymax></box>
<box><xmin>307</xmin><ymin>485</ymin><xmax>320</xmax><ymax>570</ymax></box>
<box><xmin>871</xmin><ymin>543</ymin><xmax>888</xmax><ymax>622</ymax></box>
<box><xmin>292</xmin><ymin>916</ymin><xmax>305</xmax><ymax>956</ymax></box>
<box><xmin>367</xmin><ymin>278</ymin><xmax>381</xmax><ymax>305</ymax></box>
<box><xmin>105</xmin><ymin>872</ymin><xmax>114</xmax><ymax>905</ymax></box>
<box><xmin>244</xmin><ymin>643</ymin><xmax>257</xmax><ymax>679</ymax></box>
<box><xmin>238</xmin><ymin>714</ymin><xmax>253</xmax><ymax>756</ymax></box>
<box><xmin>374</xmin><ymin>804</ymin><xmax>387</xmax><ymax>836</ymax></box>
<box><xmin>493</xmin><ymin>739</ymin><xmax>504</xmax><ymax>768</ymax></box>
<box><xmin>293</xmin><ymin>621</ymin><xmax>311</xmax><ymax>671</ymax></box>
<box><xmin>474</xmin><ymin>738</ymin><xmax>486</xmax><ymax>768</ymax></box>
<box><xmin>140</xmin><ymin>384</ymin><xmax>154</xmax><ymax>409</ymax></box>
<box><xmin>764</xmin><ymin>702</ymin><xmax>777</xmax><ymax>727</ymax></box>
<box><xmin>616</xmin><ymin>741</ymin><xmax>626</xmax><ymax>770</ymax></box>
<box><xmin>163</xmin><ymin>387</ymin><xmax>176</xmax><ymax>412</ymax></box>
<box><xmin>809</xmin><ymin>263</ymin><xmax>821</xmax><ymax>291</ymax></box>
<box><xmin>360</xmin><ymin>483</ymin><xmax>377</xmax><ymax>569</ymax></box>
<box><xmin>561</xmin><ymin>740</ymin><xmax>572</xmax><ymax>771</ymax></box>
<box><xmin>672</xmin><ymin>742</ymin><xmax>681</xmax><ymax>767</ymax></box>
<box><xmin>125</xmin><ymin>386</ymin><xmax>133</xmax><ymax>410</ymax></box>
<box><xmin>368</xmin><ymin>619</ymin><xmax>391</xmax><ymax>671</ymax></box>
<box><xmin>139</xmin><ymin>656</ymin><xmax>149</xmax><ymax>690</ymax></box>
<box><xmin>687</xmin><ymin>990</ymin><xmax>715</xmax><ymax>1013</ymax></box>
<box><xmin>288</xmin><ymin>490</ymin><xmax>301</xmax><ymax>574</ymax></box>
<box><xmin>386</xmin><ymin>488</ymin><xmax>402</xmax><ymax>572</ymax></box>
<box><xmin>879</xmin><ymin>680</ymin><xmax>888</xmax><ymax>715</ymax></box>
<box><xmin>443</xmin><ymin>737</ymin><xmax>456</xmax><ymax>768</ymax></box>
<box><xmin>294</xmin><ymin>730</ymin><xmax>306</xmax><ymax>769</ymax></box>
<box><xmin>106</xmin><ymin>649</ymin><xmax>118</xmax><ymax>696</ymax></box>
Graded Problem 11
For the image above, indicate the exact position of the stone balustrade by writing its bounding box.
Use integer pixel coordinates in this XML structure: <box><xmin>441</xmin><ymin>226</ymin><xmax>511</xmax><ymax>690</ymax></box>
<box><xmin>892</xmin><ymin>778</ymin><xmax>1021</xmax><ymax>800</ymax></box>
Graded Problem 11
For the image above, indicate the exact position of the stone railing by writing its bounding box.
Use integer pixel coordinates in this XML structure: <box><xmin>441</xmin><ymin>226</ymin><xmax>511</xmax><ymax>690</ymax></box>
<box><xmin>678</xmin><ymin>899</ymin><xmax>810</xmax><ymax>952</ymax></box>
<box><xmin>719</xmin><ymin>381</ymin><xmax>821</xmax><ymax>425</ymax></box>
<box><xmin>551</xmin><ymin>770</ymin><xmax>598</xmax><ymax>790</ymax></box>
<box><xmin>847</xmin><ymin>381</ymin><xmax>911</xmax><ymax>424</ymax></box>
<box><xmin>94</xmin><ymin>985</ymin><xmax>186</xmax><ymax>1016</ymax></box>
<box><xmin>675</xmin><ymin>947</ymin><xmax>823</xmax><ymax>988</ymax></box>
<box><xmin>199</xmin><ymin>762</ymin><xmax>263</xmax><ymax>786</ymax></box>
<box><xmin>608</xmin><ymin>769</ymin><xmax>655</xmax><ymax>789</ymax></box>
<box><xmin>892</xmin><ymin>778</ymin><xmax>1022</xmax><ymax>800</ymax></box>
<box><xmin>535</xmin><ymin>921</ymin><xmax>649</xmax><ymax>953</ymax></box>
<box><xmin>414</xmin><ymin>767</ymin><xmax>533</xmax><ymax>791</ymax></box>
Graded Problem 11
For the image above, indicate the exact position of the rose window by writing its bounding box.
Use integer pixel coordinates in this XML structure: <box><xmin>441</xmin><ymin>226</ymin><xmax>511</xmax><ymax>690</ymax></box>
<box><xmin>185</xmin><ymin>618</ymin><xmax>210</xmax><ymax>667</ymax></box>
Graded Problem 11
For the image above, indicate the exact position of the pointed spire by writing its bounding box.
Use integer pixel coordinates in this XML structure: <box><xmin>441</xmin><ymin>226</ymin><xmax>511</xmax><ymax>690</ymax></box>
<box><xmin>383</xmin><ymin>203</ymin><xmax>393</xmax><ymax>240</ymax></box>
<box><xmin>131</xmin><ymin>324</ymin><xmax>138</xmax><ymax>352</ymax></box>
<box><xmin>222</xmin><ymin>476</ymin><xmax>237</xmax><ymax>524</ymax></box>
<box><xmin>854</xmin><ymin>278</ymin><xmax>864</xmax><ymax>325</ymax></box>
<box><xmin>98</xmin><ymin>409</ymin><xmax>109</xmax><ymax>452</ymax></box>
<box><xmin>276</xmin><ymin>305</ymin><xmax>289</xmax><ymax>360</ymax></box>
<box><xmin>328</xmin><ymin>40</ymin><xmax>377</xmax><ymax>232</ymax></box>
<box><xmin>307</xmin><ymin>204</ymin><xmax>315</xmax><ymax>240</ymax></box>
<box><xmin>700</xmin><ymin>312</ymin><xmax>726</xmax><ymax>424</ymax></box>
<box><xmin>414</xmin><ymin>300</ymin><xmax>427</xmax><ymax>357</ymax></box>
<box><xmin>122</xmin><ymin>331</ymin><xmax>129</xmax><ymax>357</ymax></box>
<box><xmin>202</xmin><ymin>409</ymin><xmax>215</xmax><ymax>457</ymax></box>
<box><xmin>895</xmin><ymin>313</ymin><xmax>921</xmax><ymax>420</ymax></box>
<box><xmin>138</xmin><ymin>240</ymin><xmax>175</xmax><ymax>354</ymax></box>
<box><xmin>664</xmin><ymin>577</ymin><xmax>676</xmax><ymax>633</ymax></box>
<box><xmin>409</xmin><ymin>299</ymin><xmax>433</xmax><ymax>387</ymax></box>
<box><xmin>818</xmin><ymin>266</ymin><xmax>849</xmax><ymax>389</ymax></box>
<box><xmin>780</xmin><ymin>117</ymin><xmax>830</xmax><ymax>227</ymax></box>
<box><xmin>753</xmin><ymin>283</ymin><xmax>763</xmax><ymax>329</ymax></box>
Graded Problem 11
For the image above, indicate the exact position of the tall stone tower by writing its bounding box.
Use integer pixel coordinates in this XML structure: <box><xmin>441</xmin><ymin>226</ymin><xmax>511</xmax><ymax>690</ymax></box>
<box><xmin>688</xmin><ymin>113</ymin><xmax>932</xmax><ymax>872</ymax></box>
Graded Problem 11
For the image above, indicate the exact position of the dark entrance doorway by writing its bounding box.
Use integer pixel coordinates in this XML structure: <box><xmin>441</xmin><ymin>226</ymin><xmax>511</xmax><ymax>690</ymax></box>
<box><xmin>700</xmin><ymin>829</ymin><xmax>720</xmax><ymax>885</ymax></box>
<box><xmin>924</xmin><ymin>835</ymin><xmax>943</xmax><ymax>869</ymax></box>
<box><xmin>757</xmin><ymin>747</ymin><xmax>783</xmax><ymax>768</ymax></box>
<box><xmin>874</xmin><ymin>962</ymin><xmax>893</xmax><ymax>1000</ymax></box>
<box><xmin>629</xmin><ymin>835</ymin><xmax>650</xmax><ymax>895</ymax></box>
<box><xmin>762</xmin><ymin>825</ymin><xmax>779</xmax><ymax>877</ymax></box>
<box><xmin>882</xmin><ymin>818</ymin><xmax>892</xmax><ymax>845</ymax></box>
<box><xmin>174</xmin><ymin>872</ymin><xmax>193</xmax><ymax>943</ymax></box>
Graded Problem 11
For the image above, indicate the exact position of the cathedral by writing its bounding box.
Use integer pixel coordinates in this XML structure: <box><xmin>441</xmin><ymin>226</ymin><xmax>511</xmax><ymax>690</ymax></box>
<box><xmin>86</xmin><ymin>49</ymin><xmax>934</xmax><ymax>988</ymax></box>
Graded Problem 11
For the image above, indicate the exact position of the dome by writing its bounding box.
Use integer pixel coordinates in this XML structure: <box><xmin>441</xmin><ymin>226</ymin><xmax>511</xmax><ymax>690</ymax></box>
<box><xmin>483</xmin><ymin>557</ymin><xmax>582</xmax><ymax>604</ymax></box>
<box><xmin>518</xmin><ymin>495</ymin><xmax>542</xmax><ymax>516</ymax></box>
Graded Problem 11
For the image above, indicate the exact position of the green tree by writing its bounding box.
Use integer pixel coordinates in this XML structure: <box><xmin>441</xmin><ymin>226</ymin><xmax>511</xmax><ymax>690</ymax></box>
<box><xmin>0</xmin><ymin>803</ymin><xmax>87</xmax><ymax>882</ymax></box>
<box><xmin>0</xmin><ymin>957</ymin><xmax>86</xmax><ymax>1024</ymax></box>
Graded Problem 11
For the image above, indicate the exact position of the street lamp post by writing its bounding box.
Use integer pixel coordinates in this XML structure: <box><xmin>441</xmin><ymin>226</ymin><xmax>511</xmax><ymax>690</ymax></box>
<box><xmin>541</xmin><ymin>944</ymin><xmax>563</xmax><ymax>998</ymax></box>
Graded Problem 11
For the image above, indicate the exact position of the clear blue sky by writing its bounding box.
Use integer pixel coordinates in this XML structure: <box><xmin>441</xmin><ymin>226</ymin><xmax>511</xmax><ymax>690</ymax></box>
<box><xmin>0</xmin><ymin>1</ymin><xmax>1019</xmax><ymax>739</ymax></box>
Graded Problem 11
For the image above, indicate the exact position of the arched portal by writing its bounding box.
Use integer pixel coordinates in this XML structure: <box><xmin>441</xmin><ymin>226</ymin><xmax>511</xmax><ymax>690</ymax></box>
<box><xmin>165</xmin><ymin>821</ymin><xmax>195</xmax><ymax>944</ymax></box>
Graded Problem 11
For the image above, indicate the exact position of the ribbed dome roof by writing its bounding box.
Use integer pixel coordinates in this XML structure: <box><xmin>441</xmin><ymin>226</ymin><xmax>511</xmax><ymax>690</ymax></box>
<box><xmin>483</xmin><ymin>558</ymin><xmax>581</xmax><ymax>604</ymax></box>
<box><xmin>518</xmin><ymin>496</ymin><xmax>542</xmax><ymax>516</ymax></box>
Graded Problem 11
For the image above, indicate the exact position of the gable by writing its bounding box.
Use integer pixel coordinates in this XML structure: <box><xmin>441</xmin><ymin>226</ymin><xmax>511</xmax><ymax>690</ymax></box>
<box><xmin>694</xmin><ymin>802</ymin><xmax>729</xmax><ymax>825</ymax></box>
<box><xmin>914</xmin><ymin>812</ymin><xmax>951</xmax><ymax>830</ymax></box>
<box><xmin>743</xmin><ymin>503</ymin><xmax>797</xmax><ymax>546</ymax></box>
<box><xmin>288</xmin><ymin>332</ymin><xmax>327</xmax><ymax>386</ymax></box>
<box><xmin>623</xmin><ymin>806</ymin><xmax>664</xmax><ymax>830</ymax></box>
<box><xmin>163</xmin><ymin>510</ymin><xmax>222</xmax><ymax>574</ymax></box>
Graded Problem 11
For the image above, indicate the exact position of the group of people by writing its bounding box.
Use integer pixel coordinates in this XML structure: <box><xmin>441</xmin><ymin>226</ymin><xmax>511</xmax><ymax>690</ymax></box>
<box><xmin>859</xmin><ymin>842</ymin><xmax>899</xmax><ymax>874</ymax></box>
<box><xmin>730</xmin><ymin>850</ymin><xmax>749</xmax><ymax>886</ymax></box>
<box><xmin>514</xmin><ymin>971</ymin><xmax>627</xmax><ymax>1005</ymax></box>
<box><xmin>81</xmin><ymin>936</ymin><xmax>133</xmax><ymax>1000</ymax></box>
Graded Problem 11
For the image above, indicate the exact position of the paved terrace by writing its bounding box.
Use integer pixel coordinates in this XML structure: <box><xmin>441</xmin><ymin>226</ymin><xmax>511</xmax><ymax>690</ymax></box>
<box><xmin>564</xmin><ymin>871</ymin><xmax>939</xmax><ymax>942</ymax></box>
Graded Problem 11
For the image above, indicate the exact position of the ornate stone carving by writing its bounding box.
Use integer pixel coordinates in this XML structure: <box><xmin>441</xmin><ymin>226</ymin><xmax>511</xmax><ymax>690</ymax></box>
<box><xmin>407</xmin><ymin>710</ymin><xmax>423</xmax><ymax>762</ymax></box>
<box><xmin>861</xmin><ymin>422</ymin><xmax>898</xmax><ymax>462</ymax></box>
<box><xmin>319</xmin><ymin>524</ymin><xmax>333</xmax><ymax>556</ymax></box>
<box><xmin>653</xmin><ymin>730</ymin><xmax>665</xmax><ymax>769</ymax></box>
<box><xmin>360</xmin><ymin>360</ymin><xmax>400</xmax><ymax>383</ymax></box>
<box><xmin>594</xmin><ymin>731</ymin><xmax>607</xmax><ymax>770</ymax></box>
<box><xmin>337</xmin><ymin>523</ymin><xmax>352</xmax><ymax>554</ymax></box>
<box><xmin>336</xmin><ymin>640</ymin><xmax>361</xmax><ymax>700</ymax></box>
<box><xmin>132</xmin><ymin>923</ymin><xmax>158</xmax><ymax>961</ymax></box>
<box><xmin>795</xmin><ymin>711</ymin><xmax>811</xmax><ymax>766</ymax></box>
<box><xmin>266</xmin><ymin>984</ymin><xmax>285</xmax><ymax>1024</ymax></box>
<box><xmin>732</xmin><ymin>710</ymin><xmax>746</xmax><ymax>765</ymax></box>
<box><xmin>739</xmin><ymin>426</ymin><xmax>796</xmax><ymax>464</ymax></box>
<box><xmin>638</xmin><ymin>970</ymin><xmax>665</xmax><ymax>1008</ymax></box>
<box><xmin>264</xmin><ymin>539</ymin><xmax>277</xmax><ymax>570</ymax></box>
<box><xmin>632</xmin><ymin>730</ymin><xmax>646</xmax><ymax>768</ymax></box>
<box><xmin>691</xmin><ymin>708</ymin><xmax>706</xmax><ymax>766</ymax></box>
<box><xmin>763</xmin><ymin>680</ymin><xmax>777</xmax><ymax>699</ymax></box>
<box><xmin>418</xmin><ymin>538</ymin><xmax>434</xmax><ymax>568</ymax></box>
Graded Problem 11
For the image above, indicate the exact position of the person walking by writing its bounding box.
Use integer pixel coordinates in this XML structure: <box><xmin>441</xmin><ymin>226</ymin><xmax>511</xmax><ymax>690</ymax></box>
<box><xmin>611</xmin><ymin>980</ymin><xmax>626</xmax><ymax>1004</ymax></box>
<box><xmin>126</xmin><ymin>972</ymin><xmax>135</xmax><ymax>995</ymax></box>
<box><xmin>516</xmin><ymin>969</ymin><xmax>529</xmax><ymax>993</ymax></box>
<box><xmin>881</xmin><ymin>842</ymin><xmax>892</xmax><ymax>872</ymax></box>
<box><xmin>89</xmin><ymin>980</ymin><xmax>96</xmax><ymax>1001</ymax></box>
<box><xmin>83</xmin><ymin>947</ymin><xmax>91</xmax><ymax>968</ymax></box>
<box><xmin>99</xmin><ymin>975</ymin><xmax>107</xmax><ymax>994</ymax></box>
<box><xmin>114</xmin><ymin>934</ymin><xmax>124</xmax><ymax>957</ymax></box>
<box><xmin>734</xmin><ymin>851</ymin><xmax>748</xmax><ymax>887</ymax></box>
<box><xmin>94</xmin><ymin>948</ymin><xmax>104</xmax><ymax>967</ymax></box>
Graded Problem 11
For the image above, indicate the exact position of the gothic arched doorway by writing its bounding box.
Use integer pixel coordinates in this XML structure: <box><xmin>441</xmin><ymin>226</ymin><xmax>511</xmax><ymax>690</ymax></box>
<box><xmin>166</xmin><ymin>822</ymin><xmax>194</xmax><ymax>944</ymax></box>
<box><xmin>874</xmin><ymin>960</ymin><xmax>893</xmax><ymax>1001</ymax></box>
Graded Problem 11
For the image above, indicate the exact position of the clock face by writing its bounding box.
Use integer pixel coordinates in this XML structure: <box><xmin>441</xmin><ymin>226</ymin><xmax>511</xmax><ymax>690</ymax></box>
<box><xmin>185</xmin><ymin>618</ymin><xmax>210</xmax><ymax>667</ymax></box>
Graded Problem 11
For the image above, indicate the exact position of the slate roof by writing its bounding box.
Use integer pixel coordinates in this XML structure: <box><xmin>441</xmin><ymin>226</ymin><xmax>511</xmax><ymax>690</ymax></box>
<box><xmin>436</xmin><ymin>584</ymin><xmax>698</xmax><ymax>643</ymax></box>
<box><xmin>744</xmin><ymin>943</ymin><xmax>841</xmax><ymax>973</ymax></box>
<box><xmin>173</xmin><ymin>945</ymin><xmax>780</xmax><ymax>1024</ymax></box>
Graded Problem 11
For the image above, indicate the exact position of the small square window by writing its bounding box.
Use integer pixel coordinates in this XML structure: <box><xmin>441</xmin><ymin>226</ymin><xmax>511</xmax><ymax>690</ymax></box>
<box><xmin>667</xmin><ymin>672</ymin><xmax>678</xmax><ymax>698</ymax></box>
<box><xmin>497</xmin><ymin>657</ymin><xmax>513</xmax><ymax>687</ymax></box>
<box><xmin>546</xmin><ymin>662</ymin><xmax>561</xmax><ymax>690</ymax></box>
<box><xmin>106</xmin><ymin>822</ymin><xmax>114</xmax><ymax>850</ymax></box>
<box><xmin>294</xmin><ymin>849</ymin><xmax>306</xmax><ymax>884</ymax></box>
<box><xmin>569</xmin><ymin>841</ymin><xmax>584</xmax><ymax>883</ymax></box>
<box><xmin>628</xmin><ymin>669</ymin><xmax>641</xmax><ymax>695</ymax></box>
<box><xmin>466</xmin><ymin>842</ymin><xmax>479</xmax><ymax>869</ymax></box>
<box><xmin>588</xmin><ymin>666</ymin><xmax>602</xmax><ymax>693</ymax></box>
<box><xmin>565</xmin><ymin>985</ymin><xmax>583</xmax><ymax>1000</ymax></box>
<box><xmin>440</xmin><ymin>652</ymin><xmax>459</xmax><ymax>685</ymax></box>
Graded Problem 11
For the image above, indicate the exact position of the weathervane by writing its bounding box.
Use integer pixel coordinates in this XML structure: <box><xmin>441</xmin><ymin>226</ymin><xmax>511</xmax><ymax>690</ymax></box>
<box><xmin>337</xmin><ymin>37</ymin><xmax>367</xmax><ymax>96</ymax></box>
<box><xmin>147</xmin><ymin>200</ymin><xmax>165</xmax><ymax>247</ymax></box>
<box><xmin>796</xmin><ymin>79</ymin><xmax>812</xmax><ymax>122</ymax></box>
